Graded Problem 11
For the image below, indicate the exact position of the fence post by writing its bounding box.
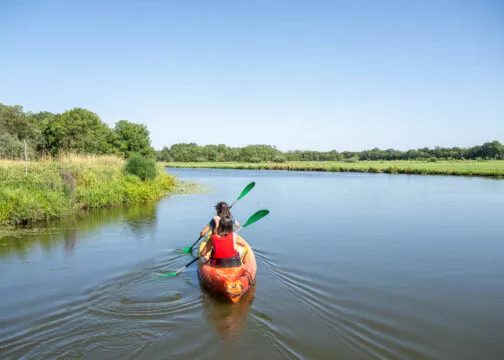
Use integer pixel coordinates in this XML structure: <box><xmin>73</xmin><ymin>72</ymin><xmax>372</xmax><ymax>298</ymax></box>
<box><xmin>24</xmin><ymin>139</ymin><xmax>28</xmax><ymax>177</ymax></box>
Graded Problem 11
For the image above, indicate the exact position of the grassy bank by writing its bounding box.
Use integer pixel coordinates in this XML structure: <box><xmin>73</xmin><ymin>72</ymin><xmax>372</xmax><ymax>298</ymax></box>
<box><xmin>164</xmin><ymin>160</ymin><xmax>504</xmax><ymax>178</ymax></box>
<box><xmin>0</xmin><ymin>155</ymin><xmax>176</xmax><ymax>225</ymax></box>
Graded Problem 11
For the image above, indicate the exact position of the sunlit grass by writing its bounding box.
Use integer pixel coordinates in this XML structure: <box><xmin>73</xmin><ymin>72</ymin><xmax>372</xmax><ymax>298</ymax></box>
<box><xmin>164</xmin><ymin>160</ymin><xmax>504</xmax><ymax>178</ymax></box>
<box><xmin>0</xmin><ymin>155</ymin><xmax>176</xmax><ymax>225</ymax></box>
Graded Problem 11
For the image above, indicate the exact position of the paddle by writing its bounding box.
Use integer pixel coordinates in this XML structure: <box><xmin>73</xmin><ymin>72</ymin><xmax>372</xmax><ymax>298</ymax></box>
<box><xmin>156</xmin><ymin>209</ymin><xmax>269</xmax><ymax>277</ymax></box>
<box><xmin>178</xmin><ymin>181</ymin><xmax>256</xmax><ymax>254</ymax></box>
<box><xmin>230</xmin><ymin>181</ymin><xmax>256</xmax><ymax>209</ymax></box>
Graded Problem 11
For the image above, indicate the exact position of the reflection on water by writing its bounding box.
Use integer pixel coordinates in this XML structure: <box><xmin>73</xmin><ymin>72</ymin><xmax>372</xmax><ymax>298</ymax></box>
<box><xmin>202</xmin><ymin>286</ymin><xmax>256</xmax><ymax>339</ymax></box>
<box><xmin>0</xmin><ymin>203</ymin><xmax>157</xmax><ymax>258</ymax></box>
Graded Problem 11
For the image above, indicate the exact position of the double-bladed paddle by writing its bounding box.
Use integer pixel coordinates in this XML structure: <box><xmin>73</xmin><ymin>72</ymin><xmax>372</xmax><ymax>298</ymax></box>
<box><xmin>178</xmin><ymin>181</ymin><xmax>256</xmax><ymax>254</ymax></box>
<box><xmin>156</xmin><ymin>209</ymin><xmax>269</xmax><ymax>277</ymax></box>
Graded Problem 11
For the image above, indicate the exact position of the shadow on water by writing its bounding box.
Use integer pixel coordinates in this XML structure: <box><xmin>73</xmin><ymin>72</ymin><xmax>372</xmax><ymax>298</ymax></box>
<box><xmin>0</xmin><ymin>202</ymin><xmax>158</xmax><ymax>258</ymax></box>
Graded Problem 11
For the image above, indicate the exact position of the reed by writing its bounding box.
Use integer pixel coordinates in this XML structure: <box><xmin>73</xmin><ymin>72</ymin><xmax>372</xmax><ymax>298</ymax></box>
<box><xmin>0</xmin><ymin>155</ymin><xmax>176</xmax><ymax>225</ymax></box>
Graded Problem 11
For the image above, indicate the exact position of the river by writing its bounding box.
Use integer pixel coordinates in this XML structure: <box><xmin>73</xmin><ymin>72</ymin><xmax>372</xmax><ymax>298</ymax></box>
<box><xmin>1</xmin><ymin>168</ymin><xmax>503</xmax><ymax>359</ymax></box>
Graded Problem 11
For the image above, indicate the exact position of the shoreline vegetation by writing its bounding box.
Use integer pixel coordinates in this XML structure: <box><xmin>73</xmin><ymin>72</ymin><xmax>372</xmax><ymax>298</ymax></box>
<box><xmin>2</xmin><ymin>102</ymin><xmax>503</xmax><ymax>227</ymax></box>
<box><xmin>0</xmin><ymin>155</ymin><xmax>176</xmax><ymax>225</ymax></box>
<box><xmin>164</xmin><ymin>160</ymin><xmax>504</xmax><ymax>178</ymax></box>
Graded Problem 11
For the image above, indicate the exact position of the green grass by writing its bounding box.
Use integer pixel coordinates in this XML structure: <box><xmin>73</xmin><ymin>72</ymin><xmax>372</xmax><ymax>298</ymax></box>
<box><xmin>0</xmin><ymin>154</ymin><xmax>176</xmax><ymax>225</ymax></box>
<box><xmin>164</xmin><ymin>160</ymin><xmax>504</xmax><ymax>178</ymax></box>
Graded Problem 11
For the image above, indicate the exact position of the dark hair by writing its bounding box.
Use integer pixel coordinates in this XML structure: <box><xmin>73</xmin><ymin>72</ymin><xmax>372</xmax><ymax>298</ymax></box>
<box><xmin>217</xmin><ymin>214</ymin><xmax>234</xmax><ymax>236</ymax></box>
<box><xmin>215</xmin><ymin>201</ymin><xmax>230</xmax><ymax>217</ymax></box>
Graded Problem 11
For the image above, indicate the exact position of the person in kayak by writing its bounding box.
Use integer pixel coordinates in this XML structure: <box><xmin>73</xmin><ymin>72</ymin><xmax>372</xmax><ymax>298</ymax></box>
<box><xmin>199</xmin><ymin>201</ymin><xmax>240</xmax><ymax>237</ymax></box>
<box><xmin>200</xmin><ymin>214</ymin><xmax>244</xmax><ymax>268</ymax></box>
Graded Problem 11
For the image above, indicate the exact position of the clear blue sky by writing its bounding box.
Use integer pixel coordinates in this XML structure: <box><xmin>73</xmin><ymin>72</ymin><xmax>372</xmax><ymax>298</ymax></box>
<box><xmin>1</xmin><ymin>0</ymin><xmax>503</xmax><ymax>151</ymax></box>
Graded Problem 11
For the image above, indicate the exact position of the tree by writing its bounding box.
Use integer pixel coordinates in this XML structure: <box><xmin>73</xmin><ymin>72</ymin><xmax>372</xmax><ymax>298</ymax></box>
<box><xmin>0</xmin><ymin>104</ymin><xmax>43</xmax><ymax>159</ymax></box>
<box><xmin>156</xmin><ymin>146</ymin><xmax>172</xmax><ymax>162</ymax></box>
<box><xmin>44</xmin><ymin>108</ymin><xmax>115</xmax><ymax>155</ymax></box>
<box><xmin>0</xmin><ymin>104</ymin><xmax>41</xmax><ymax>141</ymax></box>
<box><xmin>113</xmin><ymin>120</ymin><xmax>154</xmax><ymax>157</ymax></box>
<box><xmin>478</xmin><ymin>141</ymin><xmax>504</xmax><ymax>159</ymax></box>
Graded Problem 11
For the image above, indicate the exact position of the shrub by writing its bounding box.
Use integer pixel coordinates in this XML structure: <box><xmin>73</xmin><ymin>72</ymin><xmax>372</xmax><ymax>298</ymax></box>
<box><xmin>248</xmin><ymin>157</ymin><xmax>261</xmax><ymax>163</ymax></box>
<box><xmin>272</xmin><ymin>155</ymin><xmax>286</xmax><ymax>163</ymax></box>
<box><xmin>123</xmin><ymin>154</ymin><xmax>157</xmax><ymax>180</ymax></box>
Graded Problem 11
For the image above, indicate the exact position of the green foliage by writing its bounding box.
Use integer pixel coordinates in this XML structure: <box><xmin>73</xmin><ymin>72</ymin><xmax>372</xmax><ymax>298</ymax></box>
<box><xmin>0</xmin><ymin>156</ymin><xmax>175</xmax><ymax>224</ymax></box>
<box><xmin>123</xmin><ymin>155</ymin><xmax>157</xmax><ymax>180</ymax></box>
<box><xmin>0</xmin><ymin>104</ymin><xmax>161</xmax><ymax>160</ymax></box>
<box><xmin>2</xmin><ymin>102</ymin><xmax>503</xmax><ymax>163</ymax></box>
<box><xmin>0</xmin><ymin>134</ymin><xmax>26</xmax><ymax>159</ymax></box>
<box><xmin>163</xmin><ymin>143</ymin><xmax>287</xmax><ymax>163</ymax></box>
<box><xmin>0</xmin><ymin>104</ymin><xmax>42</xmax><ymax>141</ymax></box>
<box><xmin>113</xmin><ymin>120</ymin><xmax>154</xmax><ymax>158</ymax></box>
<box><xmin>273</xmin><ymin>155</ymin><xmax>286</xmax><ymax>163</ymax></box>
<box><xmin>0</xmin><ymin>104</ymin><xmax>44</xmax><ymax>158</ymax></box>
<box><xmin>160</xmin><ymin>141</ymin><xmax>504</xmax><ymax>163</ymax></box>
<box><xmin>155</xmin><ymin>146</ymin><xmax>172</xmax><ymax>162</ymax></box>
<box><xmin>44</xmin><ymin>108</ymin><xmax>116</xmax><ymax>155</ymax></box>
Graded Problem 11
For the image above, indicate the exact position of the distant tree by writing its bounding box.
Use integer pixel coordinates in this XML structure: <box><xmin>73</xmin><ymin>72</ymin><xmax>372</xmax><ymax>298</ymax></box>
<box><xmin>113</xmin><ymin>120</ymin><xmax>154</xmax><ymax>157</ymax></box>
<box><xmin>272</xmin><ymin>155</ymin><xmax>286</xmax><ymax>163</ymax></box>
<box><xmin>0</xmin><ymin>133</ymin><xmax>26</xmax><ymax>159</ymax></box>
<box><xmin>28</xmin><ymin>111</ymin><xmax>55</xmax><ymax>153</ymax></box>
<box><xmin>477</xmin><ymin>141</ymin><xmax>504</xmax><ymax>159</ymax></box>
<box><xmin>156</xmin><ymin>146</ymin><xmax>172</xmax><ymax>162</ymax></box>
<box><xmin>0</xmin><ymin>104</ymin><xmax>41</xmax><ymax>141</ymax></box>
<box><xmin>0</xmin><ymin>104</ymin><xmax>43</xmax><ymax>158</ymax></box>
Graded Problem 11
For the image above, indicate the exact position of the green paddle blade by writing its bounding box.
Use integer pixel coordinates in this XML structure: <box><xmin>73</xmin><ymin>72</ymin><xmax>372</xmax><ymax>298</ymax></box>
<box><xmin>181</xmin><ymin>246</ymin><xmax>192</xmax><ymax>253</ymax></box>
<box><xmin>236</xmin><ymin>181</ymin><xmax>255</xmax><ymax>201</ymax></box>
<box><xmin>154</xmin><ymin>272</ymin><xmax>177</xmax><ymax>277</ymax></box>
<box><xmin>242</xmin><ymin>209</ymin><xmax>269</xmax><ymax>228</ymax></box>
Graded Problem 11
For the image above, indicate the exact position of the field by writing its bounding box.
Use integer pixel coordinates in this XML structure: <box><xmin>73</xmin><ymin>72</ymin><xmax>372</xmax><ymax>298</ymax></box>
<box><xmin>164</xmin><ymin>160</ymin><xmax>504</xmax><ymax>178</ymax></box>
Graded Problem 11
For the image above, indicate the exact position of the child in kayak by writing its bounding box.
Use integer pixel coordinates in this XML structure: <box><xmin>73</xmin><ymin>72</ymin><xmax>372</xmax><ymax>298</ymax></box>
<box><xmin>199</xmin><ymin>201</ymin><xmax>240</xmax><ymax>237</ymax></box>
<box><xmin>200</xmin><ymin>214</ymin><xmax>244</xmax><ymax>268</ymax></box>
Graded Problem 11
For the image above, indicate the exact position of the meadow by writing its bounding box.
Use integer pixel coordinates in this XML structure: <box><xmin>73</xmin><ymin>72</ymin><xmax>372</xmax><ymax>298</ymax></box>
<box><xmin>164</xmin><ymin>160</ymin><xmax>504</xmax><ymax>178</ymax></box>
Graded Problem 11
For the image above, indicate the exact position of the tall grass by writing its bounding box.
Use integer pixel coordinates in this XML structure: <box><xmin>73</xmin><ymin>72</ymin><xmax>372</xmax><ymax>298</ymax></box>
<box><xmin>0</xmin><ymin>154</ymin><xmax>176</xmax><ymax>225</ymax></box>
<box><xmin>164</xmin><ymin>160</ymin><xmax>504</xmax><ymax>178</ymax></box>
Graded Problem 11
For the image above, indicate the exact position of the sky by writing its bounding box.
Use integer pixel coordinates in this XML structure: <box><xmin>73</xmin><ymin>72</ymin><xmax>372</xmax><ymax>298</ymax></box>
<box><xmin>1</xmin><ymin>0</ymin><xmax>503</xmax><ymax>151</ymax></box>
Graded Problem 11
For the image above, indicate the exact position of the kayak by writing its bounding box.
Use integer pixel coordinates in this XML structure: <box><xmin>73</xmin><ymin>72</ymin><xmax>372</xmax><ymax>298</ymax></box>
<box><xmin>197</xmin><ymin>235</ymin><xmax>257</xmax><ymax>303</ymax></box>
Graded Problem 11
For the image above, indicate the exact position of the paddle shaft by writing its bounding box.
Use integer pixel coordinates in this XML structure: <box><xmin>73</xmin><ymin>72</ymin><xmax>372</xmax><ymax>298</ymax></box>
<box><xmin>187</xmin><ymin>235</ymin><xmax>203</xmax><ymax>251</ymax></box>
<box><xmin>175</xmin><ymin>257</ymin><xmax>199</xmax><ymax>275</ymax></box>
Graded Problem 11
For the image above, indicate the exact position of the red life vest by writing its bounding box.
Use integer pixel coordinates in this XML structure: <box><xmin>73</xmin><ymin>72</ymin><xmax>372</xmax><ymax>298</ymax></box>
<box><xmin>211</xmin><ymin>233</ymin><xmax>238</xmax><ymax>259</ymax></box>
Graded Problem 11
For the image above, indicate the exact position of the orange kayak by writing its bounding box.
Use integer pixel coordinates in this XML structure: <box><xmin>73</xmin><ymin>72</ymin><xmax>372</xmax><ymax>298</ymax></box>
<box><xmin>197</xmin><ymin>235</ymin><xmax>257</xmax><ymax>303</ymax></box>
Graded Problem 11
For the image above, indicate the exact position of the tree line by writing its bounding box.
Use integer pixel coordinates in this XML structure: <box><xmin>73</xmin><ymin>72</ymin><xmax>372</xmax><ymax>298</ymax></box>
<box><xmin>2</xmin><ymin>103</ymin><xmax>503</xmax><ymax>162</ymax></box>
<box><xmin>155</xmin><ymin>141</ymin><xmax>504</xmax><ymax>162</ymax></box>
<box><xmin>0</xmin><ymin>104</ymin><xmax>154</xmax><ymax>159</ymax></box>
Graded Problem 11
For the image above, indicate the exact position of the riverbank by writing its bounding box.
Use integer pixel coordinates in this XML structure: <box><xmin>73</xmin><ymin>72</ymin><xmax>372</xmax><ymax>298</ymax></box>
<box><xmin>0</xmin><ymin>155</ymin><xmax>176</xmax><ymax>225</ymax></box>
<box><xmin>164</xmin><ymin>160</ymin><xmax>504</xmax><ymax>178</ymax></box>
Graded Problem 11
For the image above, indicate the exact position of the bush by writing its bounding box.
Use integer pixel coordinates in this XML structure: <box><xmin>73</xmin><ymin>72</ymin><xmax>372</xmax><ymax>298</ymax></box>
<box><xmin>248</xmin><ymin>156</ymin><xmax>261</xmax><ymax>163</ymax></box>
<box><xmin>123</xmin><ymin>155</ymin><xmax>157</xmax><ymax>180</ymax></box>
<box><xmin>272</xmin><ymin>155</ymin><xmax>286</xmax><ymax>163</ymax></box>
<box><xmin>428</xmin><ymin>157</ymin><xmax>437</xmax><ymax>162</ymax></box>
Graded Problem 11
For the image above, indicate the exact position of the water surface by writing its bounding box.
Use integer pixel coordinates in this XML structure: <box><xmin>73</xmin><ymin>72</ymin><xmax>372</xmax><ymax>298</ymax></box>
<box><xmin>1</xmin><ymin>168</ymin><xmax>503</xmax><ymax>359</ymax></box>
